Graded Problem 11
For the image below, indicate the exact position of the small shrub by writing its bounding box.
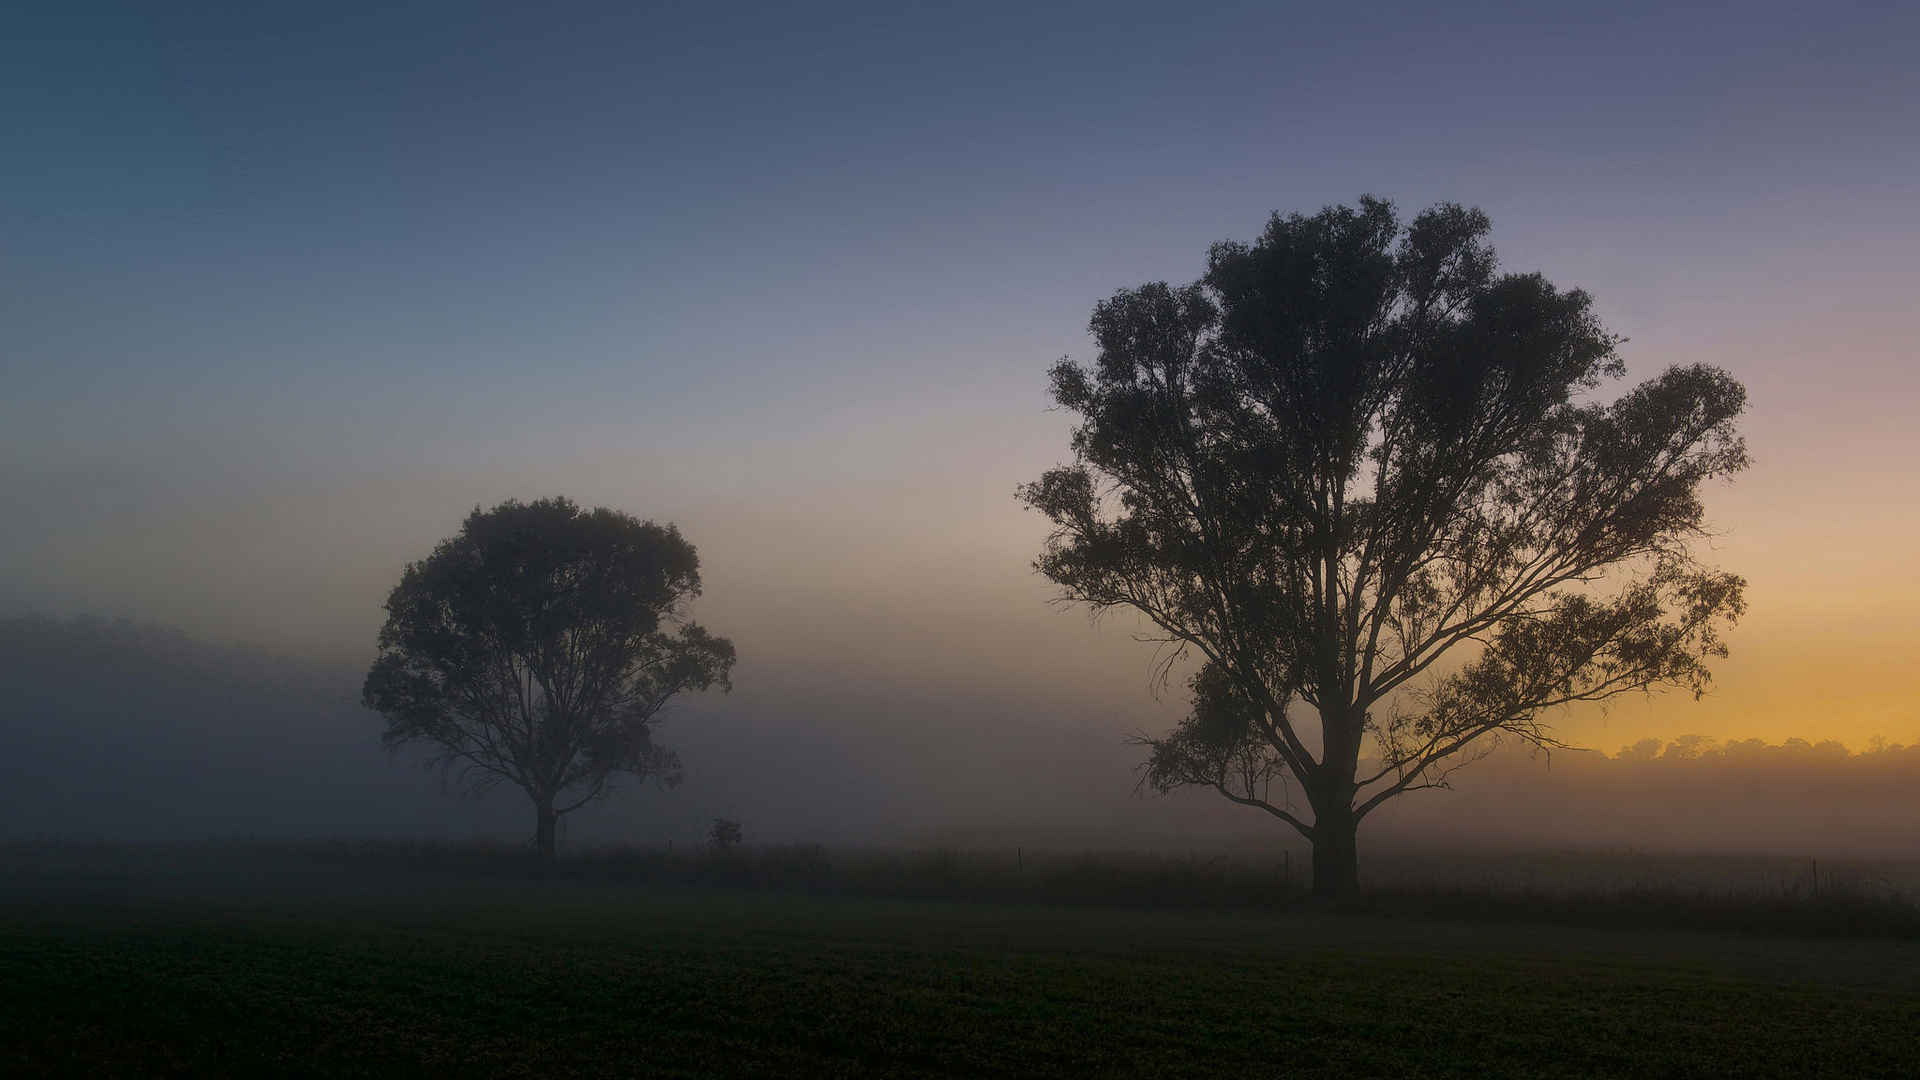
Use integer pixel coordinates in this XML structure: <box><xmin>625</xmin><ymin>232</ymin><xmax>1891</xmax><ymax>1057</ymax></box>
<box><xmin>709</xmin><ymin>818</ymin><xmax>743</xmax><ymax>852</ymax></box>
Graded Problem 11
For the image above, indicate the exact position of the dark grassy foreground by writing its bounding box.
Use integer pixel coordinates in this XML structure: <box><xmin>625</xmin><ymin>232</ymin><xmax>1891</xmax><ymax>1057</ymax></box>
<box><xmin>3</xmin><ymin>849</ymin><xmax>1919</xmax><ymax>1078</ymax></box>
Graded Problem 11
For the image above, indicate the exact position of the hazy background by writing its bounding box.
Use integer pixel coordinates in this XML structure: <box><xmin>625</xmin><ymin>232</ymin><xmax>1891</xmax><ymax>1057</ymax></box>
<box><xmin>4</xmin><ymin>2</ymin><xmax>1915</xmax><ymax>854</ymax></box>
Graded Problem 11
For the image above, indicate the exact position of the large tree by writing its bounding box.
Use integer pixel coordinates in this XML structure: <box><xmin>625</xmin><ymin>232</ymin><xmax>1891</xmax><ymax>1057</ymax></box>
<box><xmin>1020</xmin><ymin>198</ymin><xmax>1747</xmax><ymax>897</ymax></box>
<box><xmin>364</xmin><ymin>497</ymin><xmax>735</xmax><ymax>858</ymax></box>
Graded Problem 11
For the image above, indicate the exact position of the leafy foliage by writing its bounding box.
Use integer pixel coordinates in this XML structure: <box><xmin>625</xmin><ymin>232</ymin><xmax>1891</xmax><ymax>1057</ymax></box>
<box><xmin>363</xmin><ymin>498</ymin><xmax>734</xmax><ymax>850</ymax></box>
<box><xmin>1022</xmin><ymin>198</ymin><xmax>1747</xmax><ymax>889</ymax></box>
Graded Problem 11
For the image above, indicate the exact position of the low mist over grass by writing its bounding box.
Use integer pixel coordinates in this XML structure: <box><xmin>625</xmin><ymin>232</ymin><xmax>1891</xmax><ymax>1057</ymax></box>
<box><xmin>8</xmin><ymin>840</ymin><xmax>1918</xmax><ymax>942</ymax></box>
<box><xmin>5</xmin><ymin>615</ymin><xmax>1917</xmax><ymax>862</ymax></box>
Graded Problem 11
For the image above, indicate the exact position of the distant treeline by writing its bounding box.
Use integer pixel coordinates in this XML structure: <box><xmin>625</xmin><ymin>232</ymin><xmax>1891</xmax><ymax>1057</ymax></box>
<box><xmin>1612</xmin><ymin>734</ymin><xmax>1916</xmax><ymax>763</ymax></box>
<box><xmin>1364</xmin><ymin>733</ymin><xmax>1920</xmax><ymax>859</ymax></box>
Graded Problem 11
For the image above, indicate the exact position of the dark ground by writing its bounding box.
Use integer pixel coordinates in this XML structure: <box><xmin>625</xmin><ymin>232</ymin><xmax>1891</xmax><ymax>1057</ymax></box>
<box><xmin>2</xmin><ymin>845</ymin><xmax>1916</xmax><ymax>1078</ymax></box>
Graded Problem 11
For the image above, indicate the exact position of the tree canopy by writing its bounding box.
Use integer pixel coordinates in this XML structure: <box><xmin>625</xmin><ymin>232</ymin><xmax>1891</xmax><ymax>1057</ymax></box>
<box><xmin>363</xmin><ymin>497</ymin><xmax>735</xmax><ymax>858</ymax></box>
<box><xmin>1020</xmin><ymin>197</ymin><xmax>1747</xmax><ymax>896</ymax></box>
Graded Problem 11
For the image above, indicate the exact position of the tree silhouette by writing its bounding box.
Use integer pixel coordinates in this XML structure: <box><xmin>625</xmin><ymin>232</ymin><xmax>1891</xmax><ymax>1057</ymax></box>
<box><xmin>363</xmin><ymin>497</ymin><xmax>734</xmax><ymax>859</ymax></box>
<box><xmin>1020</xmin><ymin>197</ymin><xmax>1747</xmax><ymax>897</ymax></box>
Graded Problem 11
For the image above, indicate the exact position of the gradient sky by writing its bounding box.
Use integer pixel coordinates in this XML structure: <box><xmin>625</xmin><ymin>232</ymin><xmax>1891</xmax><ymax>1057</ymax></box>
<box><xmin>5</xmin><ymin>0</ymin><xmax>1917</xmax><ymax>762</ymax></box>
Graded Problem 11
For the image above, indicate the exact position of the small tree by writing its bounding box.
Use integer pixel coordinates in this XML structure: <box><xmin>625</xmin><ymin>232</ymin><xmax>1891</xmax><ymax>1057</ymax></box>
<box><xmin>1020</xmin><ymin>197</ymin><xmax>1747</xmax><ymax>897</ymax></box>
<box><xmin>364</xmin><ymin>497</ymin><xmax>735</xmax><ymax>859</ymax></box>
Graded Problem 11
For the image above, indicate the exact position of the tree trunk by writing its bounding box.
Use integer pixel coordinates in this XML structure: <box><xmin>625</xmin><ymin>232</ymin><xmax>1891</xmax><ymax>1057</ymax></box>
<box><xmin>1310</xmin><ymin>811</ymin><xmax>1360</xmax><ymax>899</ymax></box>
<box><xmin>534</xmin><ymin>798</ymin><xmax>558</xmax><ymax>861</ymax></box>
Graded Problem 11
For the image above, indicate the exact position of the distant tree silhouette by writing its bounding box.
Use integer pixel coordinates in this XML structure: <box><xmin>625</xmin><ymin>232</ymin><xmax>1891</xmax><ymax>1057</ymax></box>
<box><xmin>363</xmin><ymin>498</ymin><xmax>734</xmax><ymax>859</ymax></box>
<box><xmin>708</xmin><ymin>817</ymin><xmax>743</xmax><ymax>852</ymax></box>
<box><xmin>1020</xmin><ymin>197</ymin><xmax>1747</xmax><ymax>898</ymax></box>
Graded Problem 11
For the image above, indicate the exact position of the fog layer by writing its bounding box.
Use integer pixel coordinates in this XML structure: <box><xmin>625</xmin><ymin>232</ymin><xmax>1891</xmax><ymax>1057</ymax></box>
<box><xmin>3</xmin><ymin>616</ymin><xmax>1914</xmax><ymax>860</ymax></box>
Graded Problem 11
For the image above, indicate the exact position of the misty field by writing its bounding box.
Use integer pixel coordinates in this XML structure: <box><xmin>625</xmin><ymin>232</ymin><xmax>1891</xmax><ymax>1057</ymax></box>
<box><xmin>3</xmin><ymin>847</ymin><xmax>1919</xmax><ymax>1077</ymax></box>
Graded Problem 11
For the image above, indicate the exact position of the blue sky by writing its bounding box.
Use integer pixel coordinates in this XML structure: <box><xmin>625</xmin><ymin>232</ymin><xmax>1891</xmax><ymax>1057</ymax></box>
<box><xmin>4</xmin><ymin>0</ymin><xmax>1917</xmax><ymax>748</ymax></box>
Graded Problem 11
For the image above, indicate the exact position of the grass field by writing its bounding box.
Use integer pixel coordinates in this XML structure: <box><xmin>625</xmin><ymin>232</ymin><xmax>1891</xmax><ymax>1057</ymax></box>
<box><xmin>3</xmin><ymin>847</ymin><xmax>1918</xmax><ymax>1077</ymax></box>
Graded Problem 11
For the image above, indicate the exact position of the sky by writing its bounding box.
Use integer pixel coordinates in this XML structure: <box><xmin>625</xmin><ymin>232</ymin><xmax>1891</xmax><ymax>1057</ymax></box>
<box><xmin>4</xmin><ymin>0</ymin><xmax>1918</xmax><ymax>810</ymax></box>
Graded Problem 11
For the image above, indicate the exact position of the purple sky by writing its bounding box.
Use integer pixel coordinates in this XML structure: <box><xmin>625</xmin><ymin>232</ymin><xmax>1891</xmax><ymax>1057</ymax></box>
<box><xmin>5</xmin><ymin>1</ymin><xmax>1917</xmax><ymax>756</ymax></box>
